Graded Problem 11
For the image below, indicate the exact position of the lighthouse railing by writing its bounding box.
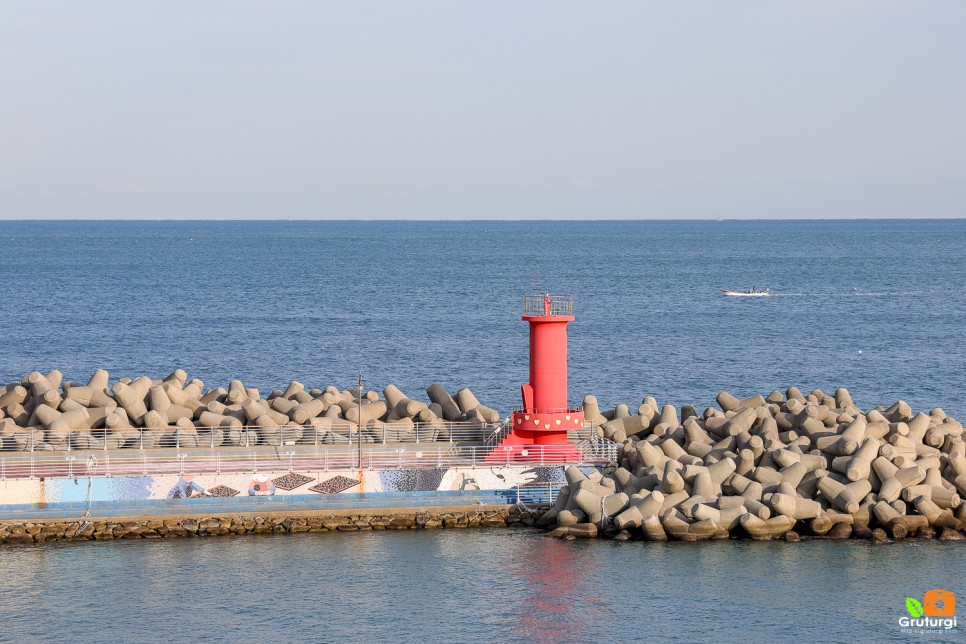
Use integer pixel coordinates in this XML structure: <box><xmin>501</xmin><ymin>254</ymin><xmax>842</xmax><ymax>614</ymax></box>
<box><xmin>510</xmin><ymin>406</ymin><xmax>586</xmax><ymax>415</ymax></box>
<box><xmin>522</xmin><ymin>294</ymin><xmax>573</xmax><ymax>317</ymax></box>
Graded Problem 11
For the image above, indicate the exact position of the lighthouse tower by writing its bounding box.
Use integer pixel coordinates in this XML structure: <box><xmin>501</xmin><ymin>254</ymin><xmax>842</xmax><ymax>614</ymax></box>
<box><xmin>487</xmin><ymin>293</ymin><xmax>585</xmax><ymax>463</ymax></box>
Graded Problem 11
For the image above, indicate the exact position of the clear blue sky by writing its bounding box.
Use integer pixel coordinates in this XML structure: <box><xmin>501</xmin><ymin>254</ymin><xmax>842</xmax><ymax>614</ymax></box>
<box><xmin>1</xmin><ymin>1</ymin><xmax>964</xmax><ymax>219</ymax></box>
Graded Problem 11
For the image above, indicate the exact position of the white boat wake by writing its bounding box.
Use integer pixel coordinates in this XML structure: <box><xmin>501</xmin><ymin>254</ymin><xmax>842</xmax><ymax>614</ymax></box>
<box><xmin>765</xmin><ymin>291</ymin><xmax>935</xmax><ymax>298</ymax></box>
<box><xmin>720</xmin><ymin>289</ymin><xmax>770</xmax><ymax>298</ymax></box>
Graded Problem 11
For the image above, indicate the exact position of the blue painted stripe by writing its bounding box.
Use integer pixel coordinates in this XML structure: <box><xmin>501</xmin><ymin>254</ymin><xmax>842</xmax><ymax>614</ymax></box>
<box><xmin>0</xmin><ymin>490</ymin><xmax>516</xmax><ymax>521</ymax></box>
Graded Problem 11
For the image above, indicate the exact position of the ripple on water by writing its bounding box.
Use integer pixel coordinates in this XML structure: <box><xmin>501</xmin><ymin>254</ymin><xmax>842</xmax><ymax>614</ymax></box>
<box><xmin>0</xmin><ymin>531</ymin><xmax>962</xmax><ymax>642</ymax></box>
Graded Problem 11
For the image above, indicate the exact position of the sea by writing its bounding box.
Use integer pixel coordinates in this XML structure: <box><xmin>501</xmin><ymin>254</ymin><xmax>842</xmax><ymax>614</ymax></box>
<box><xmin>1</xmin><ymin>219</ymin><xmax>964</xmax><ymax>642</ymax></box>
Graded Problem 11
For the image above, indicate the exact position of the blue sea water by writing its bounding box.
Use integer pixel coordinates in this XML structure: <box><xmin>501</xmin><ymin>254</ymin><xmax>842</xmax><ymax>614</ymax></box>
<box><xmin>1</xmin><ymin>219</ymin><xmax>965</xmax><ymax>642</ymax></box>
<box><xmin>1</xmin><ymin>219</ymin><xmax>964</xmax><ymax>418</ymax></box>
<box><xmin>0</xmin><ymin>530</ymin><xmax>960</xmax><ymax>643</ymax></box>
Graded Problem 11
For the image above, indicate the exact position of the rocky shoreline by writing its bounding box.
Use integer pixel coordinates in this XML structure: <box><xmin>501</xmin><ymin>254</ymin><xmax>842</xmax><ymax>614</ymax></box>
<box><xmin>539</xmin><ymin>387</ymin><xmax>966</xmax><ymax>544</ymax></box>
<box><xmin>0</xmin><ymin>504</ymin><xmax>542</xmax><ymax>544</ymax></box>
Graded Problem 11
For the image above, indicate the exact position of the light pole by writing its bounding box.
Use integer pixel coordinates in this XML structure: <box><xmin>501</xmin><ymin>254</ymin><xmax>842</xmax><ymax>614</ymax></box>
<box><xmin>357</xmin><ymin>372</ymin><xmax>363</xmax><ymax>469</ymax></box>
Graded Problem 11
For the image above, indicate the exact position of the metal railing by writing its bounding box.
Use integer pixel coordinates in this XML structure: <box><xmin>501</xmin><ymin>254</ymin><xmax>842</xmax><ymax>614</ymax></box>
<box><xmin>510</xmin><ymin>407</ymin><xmax>586</xmax><ymax>416</ymax></box>
<box><xmin>0</xmin><ymin>421</ymin><xmax>507</xmax><ymax>453</ymax></box>
<box><xmin>485</xmin><ymin>417</ymin><xmax>599</xmax><ymax>446</ymax></box>
<box><xmin>0</xmin><ymin>441</ymin><xmax>618</xmax><ymax>480</ymax></box>
<box><xmin>522</xmin><ymin>293</ymin><xmax>573</xmax><ymax>317</ymax></box>
<box><xmin>509</xmin><ymin>480</ymin><xmax>566</xmax><ymax>505</ymax></box>
<box><xmin>486</xmin><ymin>418</ymin><xmax>512</xmax><ymax>445</ymax></box>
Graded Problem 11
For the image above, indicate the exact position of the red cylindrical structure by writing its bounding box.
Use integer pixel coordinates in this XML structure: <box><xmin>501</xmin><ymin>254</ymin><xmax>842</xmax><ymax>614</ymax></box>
<box><xmin>527</xmin><ymin>315</ymin><xmax>571</xmax><ymax>412</ymax></box>
<box><xmin>487</xmin><ymin>294</ymin><xmax>585</xmax><ymax>463</ymax></box>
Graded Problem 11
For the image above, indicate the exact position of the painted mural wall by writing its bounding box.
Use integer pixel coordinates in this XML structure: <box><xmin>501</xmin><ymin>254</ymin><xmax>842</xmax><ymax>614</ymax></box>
<box><xmin>0</xmin><ymin>464</ymin><xmax>576</xmax><ymax>507</ymax></box>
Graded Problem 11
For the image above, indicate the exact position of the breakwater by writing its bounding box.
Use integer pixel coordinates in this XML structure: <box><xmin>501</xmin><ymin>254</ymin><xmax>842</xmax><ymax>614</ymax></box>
<box><xmin>541</xmin><ymin>387</ymin><xmax>966</xmax><ymax>543</ymax></box>
<box><xmin>0</xmin><ymin>369</ymin><xmax>500</xmax><ymax>450</ymax></box>
<box><xmin>0</xmin><ymin>504</ymin><xmax>542</xmax><ymax>544</ymax></box>
<box><xmin>4</xmin><ymin>366</ymin><xmax>965</xmax><ymax>548</ymax></box>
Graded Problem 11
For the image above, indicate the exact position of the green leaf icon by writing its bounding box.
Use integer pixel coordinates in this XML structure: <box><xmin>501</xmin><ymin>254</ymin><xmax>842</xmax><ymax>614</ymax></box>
<box><xmin>906</xmin><ymin>597</ymin><xmax>924</xmax><ymax>618</ymax></box>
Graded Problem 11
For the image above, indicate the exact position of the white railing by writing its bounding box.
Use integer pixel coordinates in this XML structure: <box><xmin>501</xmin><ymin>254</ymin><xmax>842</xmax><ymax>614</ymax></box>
<box><xmin>0</xmin><ymin>422</ymin><xmax>505</xmax><ymax>452</ymax></box>
<box><xmin>485</xmin><ymin>417</ymin><xmax>513</xmax><ymax>445</ymax></box>
<box><xmin>509</xmin><ymin>480</ymin><xmax>567</xmax><ymax>505</ymax></box>
<box><xmin>0</xmin><ymin>442</ymin><xmax>618</xmax><ymax>480</ymax></box>
<box><xmin>0</xmin><ymin>422</ymin><xmax>605</xmax><ymax>453</ymax></box>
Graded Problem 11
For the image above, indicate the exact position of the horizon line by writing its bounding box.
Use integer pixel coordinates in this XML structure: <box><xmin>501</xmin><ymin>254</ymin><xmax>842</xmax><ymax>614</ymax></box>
<box><xmin>1</xmin><ymin>216</ymin><xmax>964</xmax><ymax>223</ymax></box>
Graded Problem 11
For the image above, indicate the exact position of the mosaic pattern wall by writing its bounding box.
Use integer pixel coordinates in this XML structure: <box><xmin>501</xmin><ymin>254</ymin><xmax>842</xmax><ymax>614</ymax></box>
<box><xmin>0</xmin><ymin>464</ymin><xmax>577</xmax><ymax>507</ymax></box>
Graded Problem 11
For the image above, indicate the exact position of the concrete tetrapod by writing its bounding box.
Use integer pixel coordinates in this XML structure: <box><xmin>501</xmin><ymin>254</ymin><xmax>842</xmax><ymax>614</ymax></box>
<box><xmin>2</xmin><ymin>372</ymin><xmax>506</xmax><ymax>451</ymax></box>
<box><xmin>544</xmin><ymin>387</ymin><xmax>965</xmax><ymax>543</ymax></box>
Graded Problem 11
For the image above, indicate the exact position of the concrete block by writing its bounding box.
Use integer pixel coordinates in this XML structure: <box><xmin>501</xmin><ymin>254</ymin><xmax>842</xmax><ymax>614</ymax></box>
<box><xmin>642</xmin><ymin>514</ymin><xmax>667</xmax><ymax>541</ymax></box>
<box><xmin>740</xmin><ymin>514</ymin><xmax>794</xmax><ymax>540</ymax></box>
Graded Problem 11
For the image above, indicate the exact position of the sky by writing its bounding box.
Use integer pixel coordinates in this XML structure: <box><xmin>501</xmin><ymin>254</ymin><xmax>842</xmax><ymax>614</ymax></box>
<box><xmin>1</xmin><ymin>1</ymin><xmax>964</xmax><ymax>220</ymax></box>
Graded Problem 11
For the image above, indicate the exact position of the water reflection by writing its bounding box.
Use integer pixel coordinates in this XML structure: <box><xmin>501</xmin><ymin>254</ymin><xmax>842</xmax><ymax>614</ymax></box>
<box><xmin>507</xmin><ymin>537</ymin><xmax>603</xmax><ymax>643</ymax></box>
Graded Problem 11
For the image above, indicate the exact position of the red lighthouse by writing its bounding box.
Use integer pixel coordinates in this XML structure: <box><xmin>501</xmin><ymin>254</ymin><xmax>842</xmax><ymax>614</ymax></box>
<box><xmin>487</xmin><ymin>293</ymin><xmax>585</xmax><ymax>463</ymax></box>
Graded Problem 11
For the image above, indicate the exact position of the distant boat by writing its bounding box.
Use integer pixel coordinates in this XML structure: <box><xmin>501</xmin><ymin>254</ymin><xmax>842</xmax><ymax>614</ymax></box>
<box><xmin>721</xmin><ymin>288</ymin><xmax>770</xmax><ymax>297</ymax></box>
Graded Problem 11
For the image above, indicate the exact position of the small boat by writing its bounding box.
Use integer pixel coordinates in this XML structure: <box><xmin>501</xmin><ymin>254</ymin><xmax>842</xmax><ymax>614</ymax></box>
<box><xmin>721</xmin><ymin>288</ymin><xmax>770</xmax><ymax>297</ymax></box>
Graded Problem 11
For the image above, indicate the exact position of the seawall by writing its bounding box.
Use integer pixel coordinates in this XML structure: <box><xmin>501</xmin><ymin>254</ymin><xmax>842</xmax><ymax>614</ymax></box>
<box><xmin>0</xmin><ymin>504</ymin><xmax>544</xmax><ymax>544</ymax></box>
<box><xmin>0</xmin><ymin>461</ymin><xmax>586</xmax><ymax>545</ymax></box>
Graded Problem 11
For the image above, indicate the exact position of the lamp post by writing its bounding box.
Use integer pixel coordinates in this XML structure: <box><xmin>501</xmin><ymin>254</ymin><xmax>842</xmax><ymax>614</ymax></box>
<box><xmin>357</xmin><ymin>372</ymin><xmax>363</xmax><ymax>469</ymax></box>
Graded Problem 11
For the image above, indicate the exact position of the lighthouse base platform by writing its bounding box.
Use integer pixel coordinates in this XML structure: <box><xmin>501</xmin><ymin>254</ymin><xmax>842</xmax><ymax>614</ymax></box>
<box><xmin>485</xmin><ymin>409</ymin><xmax>587</xmax><ymax>463</ymax></box>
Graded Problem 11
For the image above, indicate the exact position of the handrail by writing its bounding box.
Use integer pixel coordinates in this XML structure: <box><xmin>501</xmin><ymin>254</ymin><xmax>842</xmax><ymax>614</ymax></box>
<box><xmin>0</xmin><ymin>421</ymin><xmax>506</xmax><ymax>452</ymax></box>
<box><xmin>510</xmin><ymin>480</ymin><xmax>566</xmax><ymax>505</ymax></box>
<box><xmin>0</xmin><ymin>422</ymin><xmax>603</xmax><ymax>452</ymax></box>
<box><xmin>522</xmin><ymin>293</ymin><xmax>573</xmax><ymax>317</ymax></box>
<box><xmin>485</xmin><ymin>417</ymin><xmax>513</xmax><ymax>446</ymax></box>
<box><xmin>0</xmin><ymin>442</ymin><xmax>619</xmax><ymax>480</ymax></box>
<box><xmin>510</xmin><ymin>407</ymin><xmax>586</xmax><ymax>416</ymax></box>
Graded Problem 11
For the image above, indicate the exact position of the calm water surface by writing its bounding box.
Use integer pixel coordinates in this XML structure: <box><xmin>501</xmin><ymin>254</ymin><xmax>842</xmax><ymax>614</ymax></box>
<box><xmin>0</xmin><ymin>529</ymin><xmax>960</xmax><ymax>643</ymax></box>
<box><xmin>1</xmin><ymin>219</ymin><xmax>964</xmax><ymax>641</ymax></box>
